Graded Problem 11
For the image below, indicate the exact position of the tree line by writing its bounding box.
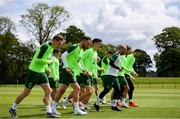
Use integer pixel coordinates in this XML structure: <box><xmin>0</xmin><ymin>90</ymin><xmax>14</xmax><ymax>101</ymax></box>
<box><xmin>0</xmin><ymin>3</ymin><xmax>179</xmax><ymax>84</ymax></box>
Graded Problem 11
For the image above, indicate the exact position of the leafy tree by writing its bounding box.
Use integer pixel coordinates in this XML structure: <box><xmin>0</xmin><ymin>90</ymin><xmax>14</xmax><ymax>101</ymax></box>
<box><xmin>134</xmin><ymin>50</ymin><xmax>153</xmax><ymax>76</ymax></box>
<box><xmin>153</xmin><ymin>26</ymin><xmax>180</xmax><ymax>76</ymax></box>
<box><xmin>60</xmin><ymin>25</ymin><xmax>85</xmax><ymax>44</ymax></box>
<box><xmin>155</xmin><ymin>48</ymin><xmax>180</xmax><ymax>77</ymax></box>
<box><xmin>0</xmin><ymin>16</ymin><xmax>15</xmax><ymax>35</ymax></box>
<box><xmin>20</xmin><ymin>3</ymin><xmax>69</xmax><ymax>44</ymax></box>
<box><xmin>152</xmin><ymin>27</ymin><xmax>180</xmax><ymax>52</ymax></box>
<box><xmin>0</xmin><ymin>32</ymin><xmax>33</xmax><ymax>84</ymax></box>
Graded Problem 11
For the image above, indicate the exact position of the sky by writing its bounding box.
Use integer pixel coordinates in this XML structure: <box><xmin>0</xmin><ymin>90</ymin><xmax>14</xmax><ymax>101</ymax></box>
<box><xmin>0</xmin><ymin>0</ymin><xmax>180</xmax><ymax>71</ymax></box>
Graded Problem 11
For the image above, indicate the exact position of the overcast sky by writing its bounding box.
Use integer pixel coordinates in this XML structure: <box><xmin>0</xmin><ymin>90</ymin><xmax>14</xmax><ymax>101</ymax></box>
<box><xmin>0</xmin><ymin>0</ymin><xmax>180</xmax><ymax>71</ymax></box>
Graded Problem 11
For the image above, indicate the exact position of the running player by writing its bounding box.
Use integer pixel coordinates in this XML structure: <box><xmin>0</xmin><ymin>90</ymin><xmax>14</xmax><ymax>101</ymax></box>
<box><xmin>9</xmin><ymin>35</ymin><xmax>64</xmax><ymax>118</ymax></box>
<box><xmin>78</xmin><ymin>38</ymin><xmax>102</xmax><ymax>111</ymax></box>
<box><xmin>100</xmin><ymin>51</ymin><xmax>113</xmax><ymax>104</ymax></box>
<box><xmin>51</xmin><ymin>36</ymin><xmax>91</xmax><ymax>115</ymax></box>
<box><xmin>47</xmin><ymin>49</ymin><xmax>60</xmax><ymax>104</ymax></box>
<box><xmin>125</xmin><ymin>46</ymin><xmax>142</xmax><ymax>107</ymax></box>
<box><xmin>94</xmin><ymin>45</ymin><xmax>127</xmax><ymax>112</ymax></box>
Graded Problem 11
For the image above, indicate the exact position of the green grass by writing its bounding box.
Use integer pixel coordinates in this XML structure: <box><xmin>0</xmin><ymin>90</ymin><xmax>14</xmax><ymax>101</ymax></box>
<box><xmin>1</xmin><ymin>77</ymin><xmax>180</xmax><ymax>118</ymax></box>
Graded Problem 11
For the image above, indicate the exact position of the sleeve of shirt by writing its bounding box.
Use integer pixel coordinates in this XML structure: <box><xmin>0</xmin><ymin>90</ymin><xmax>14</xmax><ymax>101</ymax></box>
<box><xmin>51</xmin><ymin>58</ymin><xmax>57</xmax><ymax>80</ymax></box>
<box><xmin>110</xmin><ymin>54</ymin><xmax>120</xmax><ymax>70</ymax></box>
<box><xmin>61</xmin><ymin>51</ymin><xmax>69</xmax><ymax>68</ymax></box>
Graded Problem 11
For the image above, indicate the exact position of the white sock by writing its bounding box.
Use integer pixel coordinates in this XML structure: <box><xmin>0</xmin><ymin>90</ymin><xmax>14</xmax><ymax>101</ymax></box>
<box><xmin>46</xmin><ymin>105</ymin><xmax>52</xmax><ymax>113</ymax></box>
<box><xmin>96</xmin><ymin>97</ymin><xmax>102</xmax><ymax>106</ymax></box>
<box><xmin>64</xmin><ymin>97</ymin><xmax>68</xmax><ymax>102</ymax></box>
<box><xmin>129</xmin><ymin>99</ymin><xmax>133</xmax><ymax>102</ymax></box>
<box><xmin>73</xmin><ymin>102</ymin><xmax>79</xmax><ymax>111</ymax></box>
<box><xmin>111</xmin><ymin>100</ymin><xmax>117</xmax><ymax>107</ymax></box>
<box><xmin>12</xmin><ymin>102</ymin><xmax>18</xmax><ymax>110</ymax></box>
<box><xmin>51</xmin><ymin>100</ymin><xmax>58</xmax><ymax>108</ymax></box>
<box><xmin>122</xmin><ymin>98</ymin><xmax>126</xmax><ymax>104</ymax></box>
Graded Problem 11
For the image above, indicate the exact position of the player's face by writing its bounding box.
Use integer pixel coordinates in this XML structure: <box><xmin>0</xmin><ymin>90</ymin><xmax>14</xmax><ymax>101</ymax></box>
<box><xmin>119</xmin><ymin>46</ymin><xmax>127</xmax><ymax>55</ymax></box>
<box><xmin>94</xmin><ymin>42</ymin><xmax>102</xmax><ymax>49</ymax></box>
<box><xmin>53</xmin><ymin>39</ymin><xmax>64</xmax><ymax>48</ymax></box>
<box><xmin>54</xmin><ymin>52</ymin><xmax>60</xmax><ymax>59</ymax></box>
<box><xmin>135</xmin><ymin>52</ymin><xmax>142</xmax><ymax>58</ymax></box>
<box><xmin>107</xmin><ymin>53</ymin><xmax>112</xmax><ymax>59</ymax></box>
<box><xmin>82</xmin><ymin>39</ymin><xmax>91</xmax><ymax>49</ymax></box>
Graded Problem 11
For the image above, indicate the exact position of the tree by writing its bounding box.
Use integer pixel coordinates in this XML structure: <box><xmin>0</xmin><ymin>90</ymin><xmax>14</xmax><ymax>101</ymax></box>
<box><xmin>152</xmin><ymin>27</ymin><xmax>180</xmax><ymax>52</ymax></box>
<box><xmin>20</xmin><ymin>3</ymin><xmax>69</xmax><ymax>44</ymax></box>
<box><xmin>60</xmin><ymin>25</ymin><xmax>85</xmax><ymax>44</ymax></box>
<box><xmin>134</xmin><ymin>50</ymin><xmax>153</xmax><ymax>76</ymax></box>
<box><xmin>152</xmin><ymin>26</ymin><xmax>180</xmax><ymax>76</ymax></box>
<box><xmin>0</xmin><ymin>17</ymin><xmax>15</xmax><ymax>35</ymax></box>
<box><xmin>154</xmin><ymin>48</ymin><xmax>180</xmax><ymax>77</ymax></box>
<box><xmin>0</xmin><ymin>32</ymin><xmax>34</xmax><ymax>84</ymax></box>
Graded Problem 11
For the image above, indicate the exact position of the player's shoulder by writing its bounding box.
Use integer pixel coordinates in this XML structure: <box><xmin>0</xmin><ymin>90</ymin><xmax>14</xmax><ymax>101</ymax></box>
<box><xmin>67</xmin><ymin>44</ymin><xmax>79</xmax><ymax>53</ymax></box>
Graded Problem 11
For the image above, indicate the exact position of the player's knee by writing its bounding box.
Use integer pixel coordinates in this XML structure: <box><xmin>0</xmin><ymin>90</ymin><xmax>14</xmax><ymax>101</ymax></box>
<box><xmin>74</xmin><ymin>85</ymin><xmax>80</xmax><ymax>91</ymax></box>
<box><xmin>124</xmin><ymin>86</ymin><xmax>129</xmax><ymax>92</ymax></box>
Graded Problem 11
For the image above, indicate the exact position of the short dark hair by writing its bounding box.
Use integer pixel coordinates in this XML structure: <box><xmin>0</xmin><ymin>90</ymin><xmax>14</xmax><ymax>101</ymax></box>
<box><xmin>92</xmin><ymin>38</ymin><xmax>102</xmax><ymax>44</ymax></box>
<box><xmin>82</xmin><ymin>36</ymin><xmax>91</xmax><ymax>41</ymax></box>
<box><xmin>53</xmin><ymin>35</ymin><xmax>64</xmax><ymax>41</ymax></box>
<box><xmin>126</xmin><ymin>45</ymin><xmax>132</xmax><ymax>50</ymax></box>
<box><xmin>107</xmin><ymin>51</ymin><xmax>113</xmax><ymax>55</ymax></box>
<box><xmin>53</xmin><ymin>48</ymin><xmax>60</xmax><ymax>53</ymax></box>
<box><xmin>134</xmin><ymin>49</ymin><xmax>143</xmax><ymax>53</ymax></box>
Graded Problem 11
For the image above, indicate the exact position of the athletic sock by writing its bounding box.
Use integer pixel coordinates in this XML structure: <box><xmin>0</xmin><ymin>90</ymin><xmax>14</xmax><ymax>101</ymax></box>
<box><xmin>73</xmin><ymin>102</ymin><xmax>79</xmax><ymax>111</ymax></box>
<box><xmin>12</xmin><ymin>102</ymin><xmax>18</xmax><ymax>110</ymax></box>
<box><xmin>122</xmin><ymin>98</ymin><xmax>126</xmax><ymax>104</ymax></box>
<box><xmin>96</xmin><ymin>97</ymin><xmax>102</xmax><ymax>106</ymax></box>
<box><xmin>51</xmin><ymin>100</ymin><xmax>58</xmax><ymax>109</ymax></box>
<box><xmin>129</xmin><ymin>99</ymin><xmax>133</xmax><ymax>102</ymax></box>
<box><xmin>111</xmin><ymin>99</ymin><xmax>117</xmax><ymax>107</ymax></box>
<box><xmin>46</xmin><ymin>105</ymin><xmax>52</xmax><ymax>113</ymax></box>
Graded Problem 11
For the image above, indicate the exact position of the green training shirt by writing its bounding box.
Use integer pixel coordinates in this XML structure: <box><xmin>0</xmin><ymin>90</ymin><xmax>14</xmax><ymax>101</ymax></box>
<box><xmin>101</xmin><ymin>56</ymin><xmax>110</xmax><ymax>76</ymax></box>
<box><xmin>63</xmin><ymin>44</ymin><xmax>84</xmax><ymax>76</ymax></box>
<box><xmin>29</xmin><ymin>42</ymin><xmax>53</xmax><ymax>73</ymax></box>
<box><xmin>81</xmin><ymin>48</ymin><xmax>101</xmax><ymax>76</ymax></box>
<box><xmin>125</xmin><ymin>53</ymin><xmax>135</xmax><ymax>75</ymax></box>
<box><xmin>49</xmin><ymin>56</ymin><xmax>59</xmax><ymax>81</ymax></box>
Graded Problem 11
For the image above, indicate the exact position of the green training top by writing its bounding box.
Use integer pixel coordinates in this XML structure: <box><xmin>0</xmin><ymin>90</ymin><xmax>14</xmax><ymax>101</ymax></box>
<box><xmin>65</xmin><ymin>44</ymin><xmax>84</xmax><ymax>76</ymax></box>
<box><xmin>118</xmin><ymin>55</ymin><xmax>127</xmax><ymax>76</ymax></box>
<box><xmin>125</xmin><ymin>53</ymin><xmax>135</xmax><ymax>75</ymax></box>
<box><xmin>29</xmin><ymin>42</ymin><xmax>53</xmax><ymax>73</ymax></box>
<box><xmin>81</xmin><ymin>48</ymin><xmax>101</xmax><ymax>76</ymax></box>
<box><xmin>101</xmin><ymin>56</ymin><xmax>110</xmax><ymax>76</ymax></box>
<box><xmin>49</xmin><ymin>56</ymin><xmax>59</xmax><ymax>81</ymax></box>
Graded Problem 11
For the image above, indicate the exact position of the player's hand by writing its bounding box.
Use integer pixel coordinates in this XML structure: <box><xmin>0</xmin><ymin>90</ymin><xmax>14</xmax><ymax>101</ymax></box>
<box><xmin>65</xmin><ymin>67</ymin><xmax>72</xmax><ymax>74</ymax></box>
<box><xmin>118</xmin><ymin>67</ymin><xmax>123</xmax><ymax>71</ymax></box>
<box><xmin>46</xmin><ymin>69</ymin><xmax>51</xmax><ymax>76</ymax></box>
<box><xmin>83</xmin><ymin>70</ymin><xmax>89</xmax><ymax>76</ymax></box>
<box><xmin>132</xmin><ymin>71</ymin><xmax>138</xmax><ymax>77</ymax></box>
<box><xmin>48</xmin><ymin>60</ymin><xmax>53</xmax><ymax>64</ymax></box>
<box><xmin>100</xmin><ymin>68</ymin><xmax>105</xmax><ymax>73</ymax></box>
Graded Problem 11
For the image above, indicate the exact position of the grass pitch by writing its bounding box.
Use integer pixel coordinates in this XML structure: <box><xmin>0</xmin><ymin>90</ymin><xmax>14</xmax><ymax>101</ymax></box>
<box><xmin>0</xmin><ymin>77</ymin><xmax>180</xmax><ymax>118</ymax></box>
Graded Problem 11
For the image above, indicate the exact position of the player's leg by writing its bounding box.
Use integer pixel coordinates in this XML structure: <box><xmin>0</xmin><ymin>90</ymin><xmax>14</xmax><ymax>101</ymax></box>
<box><xmin>61</xmin><ymin>91</ymin><xmax>73</xmax><ymax>109</ymax></box>
<box><xmin>94</xmin><ymin>75</ymin><xmax>113</xmax><ymax>111</ymax></box>
<box><xmin>71</xmin><ymin>83</ymin><xmax>87</xmax><ymax>115</ymax></box>
<box><xmin>51</xmin><ymin>84</ymin><xmax>68</xmax><ymax>114</ymax></box>
<box><xmin>111</xmin><ymin>77</ymin><xmax>121</xmax><ymax>111</ymax></box>
<box><xmin>9</xmin><ymin>70</ymin><xmax>35</xmax><ymax>118</ymax></box>
<box><xmin>9</xmin><ymin>87</ymin><xmax>32</xmax><ymax>118</ymax></box>
<box><xmin>40</xmin><ymin>73</ymin><xmax>60</xmax><ymax>118</ymax></box>
<box><xmin>78</xmin><ymin>74</ymin><xmax>92</xmax><ymax>110</ymax></box>
<box><xmin>118</xmin><ymin>76</ymin><xmax>129</xmax><ymax>108</ymax></box>
<box><xmin>125</xmin><ymin>74</ymin><xmax>137</xmax><ymax>107</ymax></box>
